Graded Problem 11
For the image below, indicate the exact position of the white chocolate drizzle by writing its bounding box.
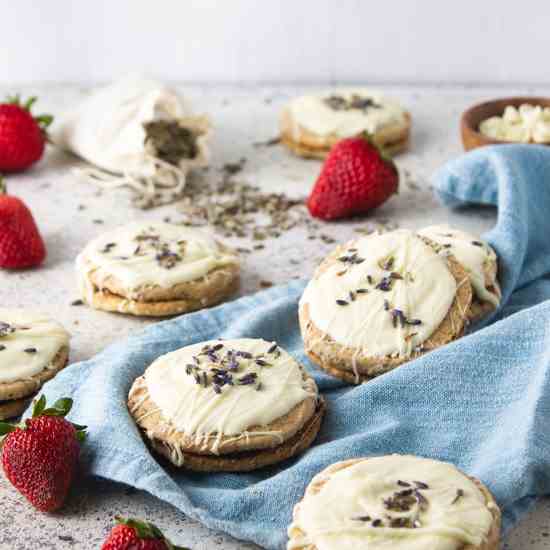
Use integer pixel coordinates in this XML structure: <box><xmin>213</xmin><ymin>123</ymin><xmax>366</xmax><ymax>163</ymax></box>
<box><xmin>288</xmin><ymin>89</ymin><xmax>407</xmax><ymax>138</ymax></box>
<box><xmin>76</xmin><ymin>222</ymin><xmax>238</xmax><ymax>301</ymax></box>
<box><xmin>300</xmin><ymin>230</ymin><xmax>457</xmax><ymax>359</ymax></box>
<box><xmin>288</xmin><ymin>455</ymin><xmax>495</xmax><ymax>550</ymax></box>
<box><xmin>0</xmin><ymin>309</ymin><xmax>70</xmax><ymax>384</ymax></box>
<box><xmin>141</xmin><ymin>338</ymin><xmax>317</xmax><ymax>452</ymax></box>
<box><xmin>418</xmin><ymin>225</ymin><xmax>500</xmax><ymax>307</ymax></box>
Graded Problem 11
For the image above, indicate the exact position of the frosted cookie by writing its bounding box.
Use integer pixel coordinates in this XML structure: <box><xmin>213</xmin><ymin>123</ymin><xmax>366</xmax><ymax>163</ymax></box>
<box><xmin>299</xmin><ymin>229</ymin><xmax>473</xmax><ymax>383</ymax></box>
<box><xmin>288</xmin><ymin>454</ymin><xmax>500</xmax><ymax>550</ymax></box>
<box><xmin>280</xmin><ymin>89</ymin><xmax>411</xmax><ymax>159</ymax></box>
<box><xmin>128</xmin><ymin>338</ymin><xmax>325</xmax><ymax>472</ymax></box>
<box><xmin>0</xmin><ymin>310</ymin><xmax>70</xmax><ymax>417</ymax></box>
<box><xmin>76</xmin><ymin>222</ymin><xmax>240</xmax><ymax>317</ymax></box>
<box><xmin>418</xmin><ymin>225</ymin><xmax>501</xmax><ymax>322</ymax></box>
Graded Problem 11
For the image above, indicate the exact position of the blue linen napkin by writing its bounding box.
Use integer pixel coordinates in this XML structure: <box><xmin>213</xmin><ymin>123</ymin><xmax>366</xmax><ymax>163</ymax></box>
<box><xmin>33</xmin><ymin>144</ymin><xmax>550</xmax><ymax>549</ymax></box>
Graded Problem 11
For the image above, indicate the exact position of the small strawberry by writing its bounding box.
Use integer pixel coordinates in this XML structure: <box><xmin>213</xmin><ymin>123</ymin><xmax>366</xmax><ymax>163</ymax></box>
<box><xmin>0</xmin><ymin>95</ymin><xmax>52</xmax><ymax>172</ymax></box>
<box><xmin>307</xmin><ymin>133</ymin><xmax>399</xmax><ymax>220</ymax></box>
<box><xmin>101</xmin><ymin>517</ymin><xmax>190</xmax><ymax>550</ymax></box>
<box><xmin>0</xmin><ymin>396</ymin><xmax>86</xmax><ymax>512</ymax></box>
<box><xmin>0</xmin><ymin>177</ymin><xmax>46</xmax><ymax>269</ymax></box>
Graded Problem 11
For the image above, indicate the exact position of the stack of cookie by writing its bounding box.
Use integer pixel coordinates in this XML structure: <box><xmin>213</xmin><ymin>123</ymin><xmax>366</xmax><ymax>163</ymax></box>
<box><xmin>280</xmin><ymin>89</ymin><xmax>411</xmax><ymax>159</ymax></box>
<box><xmin>300</xmin><ymin>227</ymin><xmax>500</xmax><ymax>383</ymax></box>
<box><xmin>128</xmin><ymin>338</ymin><xmax>325</xmax><ymax>472</ymax></box>
<box><xmin>288</xmin><ymin>454</ymin><xmax>501</xmax><ymax>550</ymax></box>
<box><xmin>0</xmin><ymin>309</ymin><xmax>70</xmax><ymax>420</ymax></box>
<box><xmin>76</xmin><ymin>222</ymin><xmax>240</xmax><ymax>317</ymax></box>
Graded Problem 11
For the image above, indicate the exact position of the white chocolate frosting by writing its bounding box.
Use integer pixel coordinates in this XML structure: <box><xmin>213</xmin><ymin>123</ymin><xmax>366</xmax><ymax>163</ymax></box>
<box><xmin>418</xmin><ymin>225</ymin><xmax>500</xmax><ymax>307</ymax></box>
<box><xmin>142</xmin><ymin>338</ymin><xmax>317</xmax><ymax>442</ymax></box>
<box><xmin>288</xmin><ymin>455</ymin><xmax>495</xmax><ymax>550</ymax></box>
<box><xmin>0</xmin><ymin>309</ymin><xmax>70</xmax><ymax>384</ymax></box>
<box><xmin>76</xmin><ymin>222</ymin><xmax>239</xmax><ymax>299</ymax></box>
<box><xmin>300</xmin><ymin>230</ymin><xmax>458</xmax><ymax>358</ymax></box>
<box><xmin>287</xmin><ymin>89</ymin><xmax>407</xmax><ymax>138</ymax></box>
<box><xmin>479</xmin><ymin>103</ymin><xmax>550</xmax><ymax>143</ymax></box>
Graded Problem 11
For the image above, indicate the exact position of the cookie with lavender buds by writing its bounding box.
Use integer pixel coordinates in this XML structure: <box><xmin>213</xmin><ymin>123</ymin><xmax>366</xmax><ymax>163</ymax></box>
<box><xmin>418</xmin><ymin>225</ymin><xmax>501</xmax><ymax>322</ymax></box>
<box><xmin>0</xmin><ymin>309</ymin><xmax>70</xmax><ymax>407</ymax></box>
<box><xmin>128</xmin><ymin>338</ymin><xmax>324</xmax><ymax>472</ymax></box>
<box><xmin>299</xmin><ymin>229</ymin><xmax>472</xmax><ymax>384</ymax></box>
<box><xmin>76</xmin><ymin>222</ymin><xmax>240</xmax><ymax>317</ymax></box>
<box><xmin>287</xmin><ymin>455</ymin><xmax>500</xmax><ymax>550</ymax></box>
<box><xmin>280</xmin><ymin>89</ymin><xmax>410</xmax><ymax>159</ymax></box>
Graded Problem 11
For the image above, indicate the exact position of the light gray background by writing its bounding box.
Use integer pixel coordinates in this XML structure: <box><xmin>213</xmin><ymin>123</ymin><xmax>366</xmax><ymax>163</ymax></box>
<box><xmin>1</xmin><ymin>0</ymin><xmax>549</xmax><ymax>85</ymax></box>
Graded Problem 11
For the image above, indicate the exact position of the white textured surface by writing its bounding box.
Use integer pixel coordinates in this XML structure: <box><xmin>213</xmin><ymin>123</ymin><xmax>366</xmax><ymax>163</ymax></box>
<box><xmin>0</xmin><ymin>83</ymin><xmax>548</xmax><ymax>549</ymax></box>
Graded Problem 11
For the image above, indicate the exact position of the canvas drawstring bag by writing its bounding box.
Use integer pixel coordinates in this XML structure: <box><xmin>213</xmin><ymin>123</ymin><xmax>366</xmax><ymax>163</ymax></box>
<box><xmin>53</xmin><ymin>76</ymin><xmax>210</xmax><ymax>208</ymax></box>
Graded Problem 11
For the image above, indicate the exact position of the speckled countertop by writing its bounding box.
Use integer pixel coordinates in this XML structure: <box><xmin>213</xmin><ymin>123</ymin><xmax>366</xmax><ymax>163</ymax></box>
<box><xmin>0</xmin><ymin>83</ymin><xmax>548</xmax><ymax>549</ymax></box>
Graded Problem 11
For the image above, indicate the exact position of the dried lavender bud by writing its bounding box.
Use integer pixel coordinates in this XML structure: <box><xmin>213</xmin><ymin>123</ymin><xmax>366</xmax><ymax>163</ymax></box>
<box><xmin>101</xmin><ymin>242</ymin><xmax>116</xmax><ymax>253</ymax></box>
<box><xmin>352</xmin><ymin>515</ymin><xmax>371</xmax><ymax>522</ymax></box>
<box><xmin>0</xmin><ymin>322</ymin><xmax>15</xmax><ymax>337</ymax></box>
<box><xmin>267</xmin><ymin>343</ymin><xmax>278</xmax><ymax>354</ymax></box>
<box><xmin>372</xmin><ymin>519</ymin><xmax>383</xmax><ymax>527</ymax></box>
<box><xmin>451</xmin><ymin>488</ymin><xmax>464</xmax><ymax>504</ymax></box>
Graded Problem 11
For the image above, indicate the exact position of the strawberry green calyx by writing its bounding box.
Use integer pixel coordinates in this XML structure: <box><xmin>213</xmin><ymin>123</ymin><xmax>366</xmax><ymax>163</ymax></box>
<box><xmin>360</xmin><ymin>131</ymin><xmax>396</xmax><ymax>167</ymax></box>
<box><xmin>5</xmin><ymin>94</ymin><xmax>53</xmax><ymax>132</ymax></box>
<box><xmin>0</xmin><ymin>176</ymin><xmax>5</xmax><ymax>195</ymax></box>
<box><xmin>115</xmin><ymin>517</ymin><xmax>191</xmax><ymax>550</ymax></box>
<box><xmin>0</xmin><ymin>422</ymin><xmax>17</xmax><ymax>436</ymax></box>
<box><xmin>0</xmin><ymin>395</ymin><xmax>87</xmax><ymax>443</ymax></box>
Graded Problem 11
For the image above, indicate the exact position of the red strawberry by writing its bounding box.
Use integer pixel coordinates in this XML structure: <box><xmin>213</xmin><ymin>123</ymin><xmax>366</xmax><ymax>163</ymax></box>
<box><xmin>101</xmin><ymin>517</ymin><xmax>189</xmax><ymax>550</ymax></box>
<box><xmin>0</xmin><ymin>177</ymin><xmax>46</xmax><ymax>269</ymax></box>
<box><xmin>0</xmin><ymin>396</ymin><xmax>86</xmax><ymax>512</ymax></box>
<box><xmin>0</xmin><ymin>95</ymin><xmax>52</xmax><ymax>172</ymax></box>
<box><xmin>307</xmin><ymin>133</ymin><xmax>398</xmax><ymax>220</ymax></box>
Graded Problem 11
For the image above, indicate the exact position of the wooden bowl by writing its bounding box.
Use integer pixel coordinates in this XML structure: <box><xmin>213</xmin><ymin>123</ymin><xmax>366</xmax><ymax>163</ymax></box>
<box><xmin>461</xmin><ymin>96</ymin><xmax>550</xmax><ymax>151</ymax></box>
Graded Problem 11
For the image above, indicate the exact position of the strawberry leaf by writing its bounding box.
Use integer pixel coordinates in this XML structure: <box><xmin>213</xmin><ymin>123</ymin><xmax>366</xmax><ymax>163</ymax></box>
<box><xmin>36</xmin><ymin>114</ymin><xmax>53</xmax><ymax>130</ymax></box>
<box><xmin>75</xmin><ymin>429</ymin><xmax>87</xmax><ymax>444</ymax></box>
<box><xmin>24</xmin><ymin>96</ymin><xmax>37</xmax><ymax>111</ymax></box>
<box><xmin>0</xmin><ymin>422</ymin><xmax>17</xmax><ymax>436</ymax></box>
<box><xmin>52</xmin><ymin>397</ymin><xmax>73</xmax><ymax>415</ymax></box>
<box><xmin>32</xmin><ymin>395</ymin><xmax>47</xmax><ymax>418</ymax></box>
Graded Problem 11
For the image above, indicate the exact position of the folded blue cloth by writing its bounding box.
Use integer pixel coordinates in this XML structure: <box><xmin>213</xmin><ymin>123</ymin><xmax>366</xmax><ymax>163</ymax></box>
<box><xmin>34</xmin><ymin>144</ymin><xmax>550</xmax><ymax>549</ymax></box>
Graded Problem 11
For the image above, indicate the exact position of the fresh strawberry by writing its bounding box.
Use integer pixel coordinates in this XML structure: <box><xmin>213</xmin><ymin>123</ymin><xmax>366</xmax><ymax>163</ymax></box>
<box><xmin>0</xmin><ymin>177</ymin><xmax>46</xmax><ymax>269</ymax></box>
<box><xmin>101</xmin><ymin>517</ymin><xmax>189</xmax><ymax>550</ymax></box>
<box><xmin>0</xmin><ymin>95</ymin><xmax>52</xmax><ymax>172</ymax></box>
<box><xmin>0</xmin><ymin>396</ymin><xmax>86</xmax><ymax>512</ymax></box>
<box><xmin>307</xmin><ymin>133</ymin><xmax>398</xmax><ymax>220</ymax></box>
